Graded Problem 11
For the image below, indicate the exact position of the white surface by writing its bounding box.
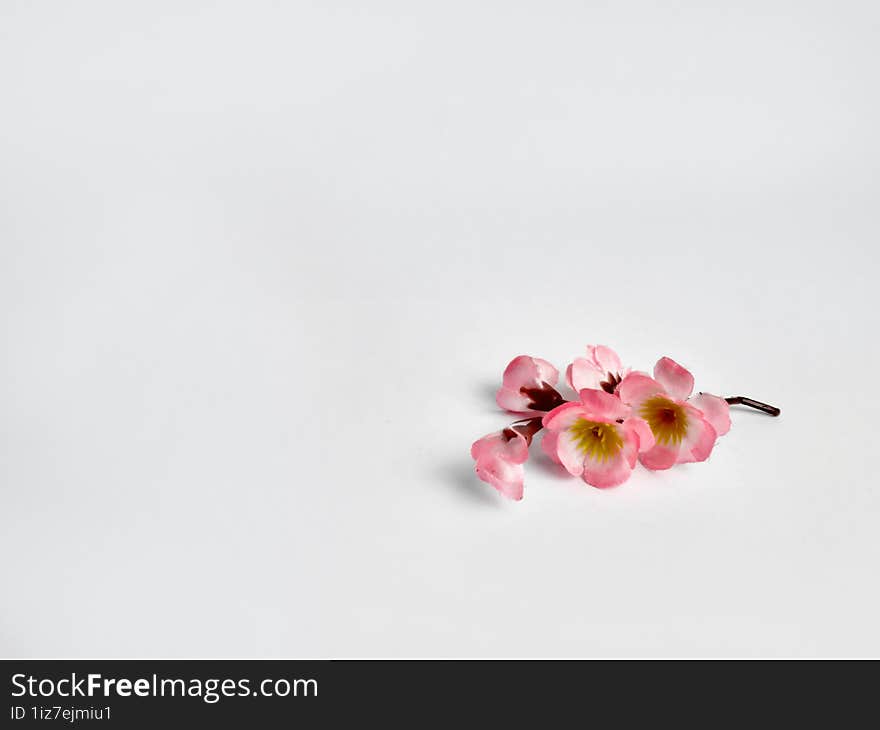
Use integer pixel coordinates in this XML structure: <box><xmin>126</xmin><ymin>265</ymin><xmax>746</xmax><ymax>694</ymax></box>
<box><xmin>2</xmin><ymin>1</ymin><xmax>879</xmax><ymax>657</ymax></box>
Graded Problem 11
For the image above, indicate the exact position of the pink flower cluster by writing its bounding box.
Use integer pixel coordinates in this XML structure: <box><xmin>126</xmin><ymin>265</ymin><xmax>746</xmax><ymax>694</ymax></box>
<box><xmin>471</xmin><ymin>346</ymin><xmax>732</xmax><ymax>500</ymax></box>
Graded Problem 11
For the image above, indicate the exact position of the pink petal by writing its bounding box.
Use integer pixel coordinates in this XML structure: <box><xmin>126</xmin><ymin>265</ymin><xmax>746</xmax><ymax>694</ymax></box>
<box><xmin>622</xmin><ymin>416</ymin><xmax>655</xmax><ymax>453</ymax></box>
<box><xmin>503</xmin><ymin>431</ymin><xmax>531</xmax><ymax>463</ymax></box>
<box><xmin>578</xmin><ymin>388</ymin><xmax>630</xmax><ymax>423</ymax></box>
<box><xmin>532</xmin><ymin>357</ymin><xmax>560</xmax><ymax>387</ymax></box>
<box><xmin>474</xmin><ymin>458</ymin><xmax>524</xmax><ymax>500</ymax></box>
<box><xmin>639</xmin><ymin>442</ymin><xmax>680</xmax><ymax>470</ymax></box>
<box><xmin>688</xmin><ymin>393</ymin><xmax>731</xmax><ymax>437</ymax></box>
<box><xmin>495</xmin><ymin>386</ymin><xmax>530</xmax><ymax>414</ymax></box>
<box><xmin>542</xmin><ymin>402</ymin><xmax>587</xmax><ymax>431</ymax></box>
<box><xmin>501</xmin><ymin>355</ymin><xmax>559</xmax><ymax>389</ymax></box>
<box><xmin>589</xmin><ymin>344</ymin><xmax>622</xmax><ymax>374</ymax></box>
<box><xmin>581</xmin><ymin>432</ymin><xmax>638</xmax><ymax>488</ymax></box>
<box><xmin>567</xmin><ymin>358</ymin><xmax>604</xmax><ymax>391</ymax></box>
<box><xmin>653</xmin><ymin>357</ymin><xmax>695</xmax><ymax>401</ymax></box>
<box><xmin>617</xmin><ymin>372</ymin><xmax>665</xmax><ymax>409</ymax></box>
<box><xmin>676</xmin><ymin>407</ymin><xmax>717</xmax><ymax>464</ymax></box>
<box><xmin>501</xmin><ymin>355</ymin><xmax>540</xmax><ymax>388</ymax></box>
<box><xmin>555</xmin><ymin>429</ymin><xmax>587</xmax><ymax>477</ymax></box>
<box><xmin>471</xmin><ymin>431</ymin><xmax>503</xmax><ymax>460</ymax></box>
<box><xmin>471</xmin><ymin>430</ymin><xmax>529</xmax><ymax>463</ymax></box>
<box><xmin>540</xmin><ymin>430</ymin><xmax>562</xmax><ymax>465</ymax></box>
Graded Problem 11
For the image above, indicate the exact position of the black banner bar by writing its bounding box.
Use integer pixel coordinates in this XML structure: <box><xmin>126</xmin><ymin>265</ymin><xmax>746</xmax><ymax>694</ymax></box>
<box><xmin>1</xmin><ymin>659</ymin><xmax>872</xmax><ymax>726</ymax></box>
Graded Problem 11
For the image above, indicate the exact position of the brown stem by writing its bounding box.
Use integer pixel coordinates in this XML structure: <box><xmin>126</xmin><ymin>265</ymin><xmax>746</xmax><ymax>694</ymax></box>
<box><xmin>723</xmin><ymin>396</ymin><xmax>781</xmax><ymax>417</ymax></box>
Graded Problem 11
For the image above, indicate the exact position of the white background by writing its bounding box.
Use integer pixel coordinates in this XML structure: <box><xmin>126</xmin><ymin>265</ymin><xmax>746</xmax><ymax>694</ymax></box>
<box><xmin>2</xmin><ymin>1</ymin><xmax>878</xmax><ymax>657</ymax></box>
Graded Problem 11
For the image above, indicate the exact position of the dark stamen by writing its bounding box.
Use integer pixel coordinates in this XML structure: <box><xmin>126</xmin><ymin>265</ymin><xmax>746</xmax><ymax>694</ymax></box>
<box><xmin>599</xmin><ymin>371</ymin><xmax>622</xmax><ymax>394</ymax></box>
<box><xmin>519</xmin><ymin>382</ymin><xmax>566</xmax><ymax>412</ymax></box>
<box><xmin>505</xmin><ymin>417</ymin><xmax>545</xmax><ymax>445</ymax></box>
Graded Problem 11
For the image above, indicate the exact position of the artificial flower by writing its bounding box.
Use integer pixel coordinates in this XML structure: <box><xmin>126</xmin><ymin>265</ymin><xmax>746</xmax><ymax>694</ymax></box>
<box><xmin>496</xmin><ymin>355</ymin><xmax>564</xmax><ymax>414</ymax></box>
<box><xmin>566</xmin><ymin>344</ymin><xmax>630</xmax><ymax>394</ymax></box>
<box><xmin>541</xmin><ymin>389</ymin><xmax>655</xmax><ymax>488</ymax></box>
<box><xmin>472</xmin><ymin>344</ymin><xmax>777</xmax><ymax>500</ymax></box>
<box><xmin>617</xmin><ymin>357</ymin><xmax>730</xmax><ymax>470</ymax></box>
<box><xmin>471</xmin><ymin>427</ymin><xmax>532</xmax><ymax>500</ymax></box>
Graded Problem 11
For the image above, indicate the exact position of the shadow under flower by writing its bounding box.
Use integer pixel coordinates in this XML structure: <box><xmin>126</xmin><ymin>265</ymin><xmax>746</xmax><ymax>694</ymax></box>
<box><xmin>476</xmin><ymin>381</ymin><xmax>498</xmax><ymax>408</ymax></box>
<box><xmin>530</xmin><ymin>453</ymin><xmax>572</xmax><ymax>480</ymax></box>
<box><xmin>441</xmin><ymin>460</ymin><xmax>504</xmax><ymax>507</ymax></box>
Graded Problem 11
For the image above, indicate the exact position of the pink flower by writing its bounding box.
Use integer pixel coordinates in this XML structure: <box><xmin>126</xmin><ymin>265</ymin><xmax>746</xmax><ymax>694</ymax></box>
<box><xmin>617</xmin><ymin>357</ymin><xmax>731</xmax><ymax>470</ymax></box>
<box><xmin>470</xmin><ymin>428</ymin><xmax>531</xmax><ymax>501</ymax></box>
<box><xmin>496</xmin><ymin>355</ymin><xmax>564</xmax><ymax>414</ymax></box>
<box><xmin>541</xmin><ymin>389</ymin><xmax>655</xmax><ymax>488</ymax></box>
<box><xmin>566</xmin><ymin>345</ymin><xmax>630</xmax><ymax>394</ymax></box>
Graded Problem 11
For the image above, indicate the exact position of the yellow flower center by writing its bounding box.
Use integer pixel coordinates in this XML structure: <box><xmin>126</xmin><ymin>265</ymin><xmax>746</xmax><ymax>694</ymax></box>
<box><xmin>639</xmin><ymin>395</ymin><xmax>688</xmax><ymax>445</ymax></box>
<box><xmin>569</xmin><ymin>419</ymin><xmax>623</xmax><ymax>462</ymax></box>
